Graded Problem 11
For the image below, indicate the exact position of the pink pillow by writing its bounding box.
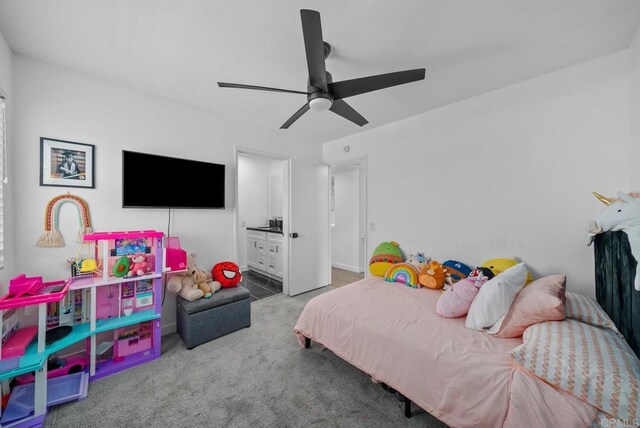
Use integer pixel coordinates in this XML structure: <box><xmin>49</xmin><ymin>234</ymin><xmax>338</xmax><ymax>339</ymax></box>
<box><xmin>491</xmin><ymin>274</ymin><xmax>566</xmax><ymax>338</ymax></box>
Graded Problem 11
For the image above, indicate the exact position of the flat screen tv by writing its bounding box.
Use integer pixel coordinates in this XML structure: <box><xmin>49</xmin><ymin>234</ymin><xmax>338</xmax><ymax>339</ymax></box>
<box><xmin>122</xmin><ymin>150</ymin><xmax>225</xmax><ymax>209</ymax></box>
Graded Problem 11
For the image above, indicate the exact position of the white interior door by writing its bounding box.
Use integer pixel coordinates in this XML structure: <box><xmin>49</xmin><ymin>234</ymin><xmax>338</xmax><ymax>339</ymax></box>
<box><xmin>285</xmin><ymin>159</ymin><xmax>330</xmax><ymax>296</ymax></box>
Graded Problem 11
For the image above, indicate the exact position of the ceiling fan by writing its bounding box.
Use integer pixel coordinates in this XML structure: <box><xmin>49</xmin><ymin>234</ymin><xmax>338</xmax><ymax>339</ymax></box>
<box><xmin>218</xmin><ymin>9</ymin><xmax>426</xmax><ymax>129</ymax></box>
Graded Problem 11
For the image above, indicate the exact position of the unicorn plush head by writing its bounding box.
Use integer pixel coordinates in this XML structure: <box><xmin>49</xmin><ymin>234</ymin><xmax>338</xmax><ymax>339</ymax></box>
<box><xmin>406</xmin><ymin>252</ymin><xmax>431</xmax><ymax>271</ymax></box>
<box><xmin>589</xmin><ymin>192</ymin><xmax>640</xmax><ymax>234</ymax></box>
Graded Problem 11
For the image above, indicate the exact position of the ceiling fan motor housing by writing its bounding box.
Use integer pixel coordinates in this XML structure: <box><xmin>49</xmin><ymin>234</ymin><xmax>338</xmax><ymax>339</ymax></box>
<box><xmin>308</xmin><ymin>93</ymin><xmax>332</xmax><ymax>111</ymax></box>
<box><xmin>307</xmin><ymin>70</ymin><xmax>333</xmax><ymax>110</ymax></box>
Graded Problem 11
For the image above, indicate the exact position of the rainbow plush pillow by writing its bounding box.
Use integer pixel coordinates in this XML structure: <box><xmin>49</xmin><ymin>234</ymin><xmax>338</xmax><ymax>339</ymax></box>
<box><xmin>384</xmin><ymin>263</ymin><xmax>419</xmax><ymax>288</ymax></box>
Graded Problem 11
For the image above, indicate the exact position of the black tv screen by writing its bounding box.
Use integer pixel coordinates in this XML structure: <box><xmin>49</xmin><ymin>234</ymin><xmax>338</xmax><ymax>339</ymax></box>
<box><xmin>122</xmin><ymin>151</ymin><xmax>225</xmax><ymax>209</ymax></box>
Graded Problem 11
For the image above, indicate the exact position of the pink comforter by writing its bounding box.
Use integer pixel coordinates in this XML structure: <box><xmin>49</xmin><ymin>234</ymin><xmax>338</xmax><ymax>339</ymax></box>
<box><xmin>294</xmin><ymin>277</ymin><xmax>597</xmax><ymax>428</ymax></box>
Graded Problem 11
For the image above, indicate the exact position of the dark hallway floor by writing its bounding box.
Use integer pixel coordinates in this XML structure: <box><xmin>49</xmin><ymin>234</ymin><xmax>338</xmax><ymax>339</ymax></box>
<box><xmin>241</xmin><ymin>270</ymin><xmax>283</xmax><ymax>301</ymax></box>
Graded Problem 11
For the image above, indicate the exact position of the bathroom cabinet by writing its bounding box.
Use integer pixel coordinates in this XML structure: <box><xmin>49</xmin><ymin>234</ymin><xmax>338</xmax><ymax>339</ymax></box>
<box><xmin>246</xmin><ymin>229</ymin><xmax>283</xmax><ymax>279</ymax></box>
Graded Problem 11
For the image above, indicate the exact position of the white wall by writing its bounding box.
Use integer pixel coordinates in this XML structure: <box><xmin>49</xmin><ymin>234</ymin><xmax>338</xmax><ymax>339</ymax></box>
<box><xmin>324</xmin><ymin>51</ymin><xmax>632</xmax><ymax>297</ymax></box>
<box><xmin>11</xmin><ymin>56</ymin><xmax>316</xmax><ymax>334</ymax></box>
<box><xmin>0</xmin><ymin>31</ymin><xmax>13</xmax><ymax>290</ymax></box>
<box><xmin>268</xmin><ymin>161</ymin><xmax>284</xmax><ymax>219</ymax></box>
<box><xmin>331</xmin><ymin>170</ymin><xmax>360</xmax><ymax>272</ymax></box>
<box><xmin>630</xmin><ymin>27</ymin><xmax>640</xmax><ymax>185</ymax></box>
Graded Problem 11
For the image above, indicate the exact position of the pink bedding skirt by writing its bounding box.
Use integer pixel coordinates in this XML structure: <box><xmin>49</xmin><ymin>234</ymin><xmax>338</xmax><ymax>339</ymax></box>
<box><xmin>294</xmin><ymin>276</ymin><xmax>597</xmax><ymax>427</ymax></box>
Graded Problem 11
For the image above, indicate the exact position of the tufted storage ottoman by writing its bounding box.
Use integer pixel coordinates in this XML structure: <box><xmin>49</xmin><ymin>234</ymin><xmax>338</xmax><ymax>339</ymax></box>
<box><xmin>176</xmin><ymin>286</ymin><xmax>251</xmax><ymax>349</ymax></box>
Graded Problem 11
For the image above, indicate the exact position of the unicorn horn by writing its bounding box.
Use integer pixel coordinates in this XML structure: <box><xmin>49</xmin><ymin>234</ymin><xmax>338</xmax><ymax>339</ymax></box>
<box><xmin>592</xmin><ymin>192</ymin><xmax>614</xmax><ymax>206</ymax></box>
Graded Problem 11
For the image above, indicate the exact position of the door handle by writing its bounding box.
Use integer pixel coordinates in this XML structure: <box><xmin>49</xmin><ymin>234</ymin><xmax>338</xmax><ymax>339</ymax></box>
<box><xmin>254</xmin><ymin>242</ymin><xmax>257</xmax><ymax>248</ymax></box>
<box><xmin>276</xmin><ymin>245</ymin><xmax>279</xmax><ymax>253</ymax></box>
<box><xmin>290</xmin><ymin>233</ymin><xmax>299</xmax><ymax>238</ymax></box>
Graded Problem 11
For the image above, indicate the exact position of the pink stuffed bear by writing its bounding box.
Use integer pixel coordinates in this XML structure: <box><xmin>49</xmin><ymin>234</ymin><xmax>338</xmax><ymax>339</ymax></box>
<box><xmin>436</xmin><ymin>270</ymin><xmax>488</xmax><ymax>318</ymax></box>
<box><xmin>127</xmin><ymin>252</ymin><xmax>150</xmax><ymax>277</ymax></box>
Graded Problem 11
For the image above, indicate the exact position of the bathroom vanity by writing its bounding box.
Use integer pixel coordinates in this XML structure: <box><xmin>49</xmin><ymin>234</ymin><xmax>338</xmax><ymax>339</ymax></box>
<box><xmin>246</xmin><ymin>227</ymin><xmax>284</xmax><ymax>279</ymax></box>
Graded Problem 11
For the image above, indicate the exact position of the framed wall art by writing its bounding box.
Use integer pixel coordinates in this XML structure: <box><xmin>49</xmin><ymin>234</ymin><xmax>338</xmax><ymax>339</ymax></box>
<box><xmin>40</xmin><ymin>137</ymin><xmax>95</xmax><ymax>188</ymax></box>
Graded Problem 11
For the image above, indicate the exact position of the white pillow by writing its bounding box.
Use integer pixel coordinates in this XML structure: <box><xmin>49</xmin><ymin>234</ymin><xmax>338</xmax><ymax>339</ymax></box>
<box><xmin>465</xmin><ymin>263</ymin><xmax>528</xmax><ymax>331</ymax></box>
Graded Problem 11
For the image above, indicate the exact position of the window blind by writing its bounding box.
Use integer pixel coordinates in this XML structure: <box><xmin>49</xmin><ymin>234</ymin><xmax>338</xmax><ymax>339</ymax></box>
<box><xmin>0</xmin><ymin>97</ymin><xmax>5</xmax><ymax>269</ymax></box>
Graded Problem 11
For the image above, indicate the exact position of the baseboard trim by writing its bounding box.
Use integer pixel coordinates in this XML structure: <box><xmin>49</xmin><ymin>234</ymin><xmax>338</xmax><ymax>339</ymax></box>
<box><xmin>162</xmin><ymin>322</ymin><xmax>177</xmax><ymax>337</ymax></box>
<box><xmin>331</xmin><ymin>262</ymin><xmax>363</xmax><ymax>273</ymax></box>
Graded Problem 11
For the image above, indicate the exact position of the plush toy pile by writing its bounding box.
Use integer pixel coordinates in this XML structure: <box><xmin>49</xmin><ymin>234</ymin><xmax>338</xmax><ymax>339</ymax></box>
<box><xmin>166</xmin><ymin>253</ymin><xmax>222</xmax><ymax>301</ymax></box>
<box><xmin>371</xmin><ymin>241</ymin><xmax>535</xmax><ymax>321</ymax></box>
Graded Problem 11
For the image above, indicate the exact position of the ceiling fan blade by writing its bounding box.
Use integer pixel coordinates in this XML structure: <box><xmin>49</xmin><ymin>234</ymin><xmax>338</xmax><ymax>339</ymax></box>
<box><xmin>328</xmin><ymin>68</ymin><xmax>426</xmax><ymax>100</ymax></box>
<box><xmin>300</xmin><ymin>9</ymin><xmax>327</xmax><ymax>92</ymax></box>
<box><xmin>218</xmin><ymin>82</ymin><xmax>309</xmax><ymax>95</ymax></box>
<box><xmin>329</xmin><ymin>99</ymin><xmax>368</xmax><ymax>127</ymax></box>
<box><xmin>280</xmin><ymin>104</ymin><xmax>311</xmax><ymax>129</ymax></box>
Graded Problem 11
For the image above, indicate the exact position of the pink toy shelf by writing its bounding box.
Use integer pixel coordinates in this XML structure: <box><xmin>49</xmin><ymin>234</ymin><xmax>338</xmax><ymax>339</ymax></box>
<box><xmin>73</xmin><ymin>230</ymin><xmax>163</xmax><ymax>286</ymax></box>
<box><xmin>71</xmin><ymin>230</ymin><xmax>164</xmax><ymax>382</ymax></box>
<box><xmin>0</xmin><ymin>230</ymin><xmax>170</xmax><ymax>428</ymax></box>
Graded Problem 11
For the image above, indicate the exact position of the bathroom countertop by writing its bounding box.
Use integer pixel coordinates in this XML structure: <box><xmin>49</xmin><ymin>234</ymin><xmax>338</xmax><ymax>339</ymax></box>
<box><xmin>246</xmin><ymin>226</ymin><xmax>284</xmax><ymax>235</ymax></box>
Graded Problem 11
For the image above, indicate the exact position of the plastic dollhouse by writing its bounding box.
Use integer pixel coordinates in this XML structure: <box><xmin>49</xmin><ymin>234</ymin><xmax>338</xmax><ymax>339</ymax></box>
<box><xmin>0</xmin><ymin>230</ymin><xmax>186</xmax><ymax>427</ymax></box>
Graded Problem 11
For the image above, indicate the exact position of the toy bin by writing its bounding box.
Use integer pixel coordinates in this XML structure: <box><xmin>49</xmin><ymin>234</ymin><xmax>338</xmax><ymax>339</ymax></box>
<box><xmin>164</xmin><ymin>237</ymin><xmax>187</xmax><ymax>272</ymax></box>
<box><xmin>176</xmin><ymin>286</ymin><xmax>251</xmax><ymax>349</ymax></box>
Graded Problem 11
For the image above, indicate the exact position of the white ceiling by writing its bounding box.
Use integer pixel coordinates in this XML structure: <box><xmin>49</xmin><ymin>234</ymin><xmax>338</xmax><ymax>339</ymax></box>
<box><xmin>1</xmin><ymin>0</ymin><xmax>639</xmax><ymax>144</ymax></box>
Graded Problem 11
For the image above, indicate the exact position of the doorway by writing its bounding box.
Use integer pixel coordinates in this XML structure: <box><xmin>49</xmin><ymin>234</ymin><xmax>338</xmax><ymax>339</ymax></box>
<box><xmin>330</xmin><ymin>157</ymin><xmax>367</xmax><ymax>287</ymax></box>
<box><xmin>236</xmin><ymin>150</ymin><xmax>286</xmax><ymax>299</ymax></box>
<box><xmin>234</xmin><ymin>148</ymin><xmax>331</xmax><ymax>297</ymax></box>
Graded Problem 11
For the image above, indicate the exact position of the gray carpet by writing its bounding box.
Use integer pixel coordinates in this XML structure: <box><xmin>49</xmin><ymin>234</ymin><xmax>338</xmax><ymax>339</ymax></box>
<box><xmin>44</xmin><ymin>288</ymin><xmax>447</xmax><ymax>427</ymax></box>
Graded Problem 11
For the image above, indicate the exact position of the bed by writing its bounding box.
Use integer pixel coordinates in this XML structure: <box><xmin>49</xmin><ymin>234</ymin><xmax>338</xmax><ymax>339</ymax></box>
<box><xmin>294</xmin><ymin>276</ymin><xmax>601</xmax><ymax>427</ymax></box>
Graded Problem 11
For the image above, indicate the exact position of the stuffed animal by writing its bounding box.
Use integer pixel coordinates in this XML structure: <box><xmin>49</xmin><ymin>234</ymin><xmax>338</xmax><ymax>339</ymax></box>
<box><xmin>369</xmin><ymin>241</ymin><xmax>403</xmax><ymax>276</ymax></box>
<box><xmin>589</xmin><ymin>191</ymin><xmax>640</xmax><ymax>290</ymax></box>
<box><xmin>442</xmin><ymin>260</ymin><xmax>473</xmax><ymax>288</ymax></box>
<box><xmin>167</xmin><ymin>273</ymin><xmax>204</xmax><ymax>301</ymax></box>
<box><xmin>406</xmin><ymin>252</ymin><xmax>430</xmax><ymax>272</ymax></box>
<box><xmin>384</xmin><ymin>263</ymin><xmax>420</xmax><ymax>288</ymax></box>
<box><xmin>418</xmin><ymin>260</ymin><xmax>447</xmax><ymax>290</ymax></box>
<box><xmin>212</xmin><ymin>261</ymin><xmax>242</xmax><ymax>288</ymax></box>
<box><xmin>166</xmin><ymin>253</ymin><xmax>219</xmax><ymax>301</ymax></box>
<box><xmin>192</xmin><ymin>270</ymin><xmax>222</xmax><ymax>299</ymax></box>
<box><xmin>127</xmin><ymin>252</ymin><xmax>150</xmax><ymax>277</ymax></box>
<box><xmin>480</xmin><ymin>258</ymin><xmax>533</xmax><ymax>284</ymax></box>
<box><xmin>191</xmin><ymin>270</ymin><xmax>210</xmax><ymax>298</ymax></box>
<box><xmin>436</xmin><ymin>270</ymin><xmax>489</xmax><ymax>318</ymax></box>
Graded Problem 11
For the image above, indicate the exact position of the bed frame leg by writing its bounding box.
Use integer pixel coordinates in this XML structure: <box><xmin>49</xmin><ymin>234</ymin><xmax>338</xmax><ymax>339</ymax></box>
<box><xmin>403</xmin><ymin>396</ymin><xmax>411</xmax><ymax>418</ymax></box>
<box><xmin>304</xmin><ymin>337</ymin><xmax>311</xmax><ymax>349</ymax></box>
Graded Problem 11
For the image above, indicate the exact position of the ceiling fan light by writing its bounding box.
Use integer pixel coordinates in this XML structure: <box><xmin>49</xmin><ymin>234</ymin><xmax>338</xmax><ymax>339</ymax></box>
<box><xmin>309</xmin><ymin>97</ymin><xmax>333</xmax><ymax>111</ymax></box>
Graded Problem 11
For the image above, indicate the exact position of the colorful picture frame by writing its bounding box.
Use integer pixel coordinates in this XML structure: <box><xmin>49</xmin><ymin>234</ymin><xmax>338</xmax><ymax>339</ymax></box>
<box><xmin>40</xmin><ymin>137</ymin><xmax>95</xmax><ymax>188</ymax></box>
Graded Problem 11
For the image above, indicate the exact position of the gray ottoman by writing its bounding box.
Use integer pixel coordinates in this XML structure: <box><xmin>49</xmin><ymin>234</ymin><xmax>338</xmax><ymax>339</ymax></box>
<box><xmin>176</xmin><ymin>286</ymin><xmax>251</xmax><ymax>349</ymax></box>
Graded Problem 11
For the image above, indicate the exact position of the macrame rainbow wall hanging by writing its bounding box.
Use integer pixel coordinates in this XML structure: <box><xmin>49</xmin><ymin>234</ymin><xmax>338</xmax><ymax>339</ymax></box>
<box><xmin>36</xmin><ymin>194</ymin><xmax>93</xmax><ymax>247</ymax></box>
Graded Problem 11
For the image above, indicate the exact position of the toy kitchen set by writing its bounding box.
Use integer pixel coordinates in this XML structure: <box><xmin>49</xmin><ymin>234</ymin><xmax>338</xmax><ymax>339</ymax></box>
<box><xmin>0</xmin><ymin>230</ymin><xmax>186</xmax><ymax>427</ymax></box>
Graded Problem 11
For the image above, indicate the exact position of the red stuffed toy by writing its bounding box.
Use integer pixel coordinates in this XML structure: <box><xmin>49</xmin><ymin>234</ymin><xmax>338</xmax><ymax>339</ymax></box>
<box><xmin>212</xmin><ymin>262</ymin><xmax>242</xmax><ymax>288</ymax></box>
